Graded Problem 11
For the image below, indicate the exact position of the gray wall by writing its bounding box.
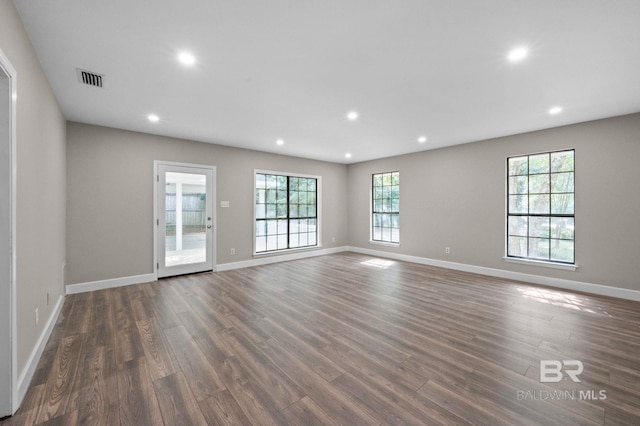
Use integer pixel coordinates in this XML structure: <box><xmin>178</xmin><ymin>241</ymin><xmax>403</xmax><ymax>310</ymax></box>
<box><xmin>68</xmin><ymin>114</ymin><xmax>640</xmax><ymax>293</ymax></box>
<box><xmin>0</xmin><ymin>0</ymin><xmax>67</xmax><ymax>376</ymax></box>
<box><xmin>348</xmin><ymin>113</ymin><xmax>640</xmax><ymax>291</ymax></box>
<box><xmin>66</xmin><ymin>122</ymin><xmax>348</xmax><ymax>285</ymax></box>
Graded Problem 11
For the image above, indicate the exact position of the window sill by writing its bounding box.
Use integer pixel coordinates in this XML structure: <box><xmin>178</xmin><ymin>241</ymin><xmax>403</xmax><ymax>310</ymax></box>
<box><xmin>253</xmin><ymin>245</ymin><xmax>322</xmax><ymax>258</ymax></box>
<box><xmin>369</xmin><ymin>240</ymin><xmax>400</xmax><ymax>248</ymax></box>
<box><xmin>503</xmin><ymin>257</ymin><xmax>578</xmax><ymax>271</ymax></box>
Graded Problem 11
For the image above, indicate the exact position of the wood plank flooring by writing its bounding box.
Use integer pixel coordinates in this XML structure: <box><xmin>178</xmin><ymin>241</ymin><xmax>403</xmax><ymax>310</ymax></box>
<box><xmin>3</xmin><ymin>252</ymin><xmax>640</xmax><ymax>425</ymax></box>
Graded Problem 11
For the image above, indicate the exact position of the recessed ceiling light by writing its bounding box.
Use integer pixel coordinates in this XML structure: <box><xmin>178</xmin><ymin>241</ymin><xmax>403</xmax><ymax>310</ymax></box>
<box><xmin>147</xmin><ymin>114</ymin><xmax>159</xmax><ymax>122</ymax></box>
<box><xmin>346</xmin><ymin>111</ymin><xmax>359</xmax><ymax>121</ymax></box>
<box><xmin>548</xmin><ymin>106</ymin><xmax>563</xmax><ymax>115</ymax></box>
<box><xmin>345</xmin><ymin>153</ymin><xmax>352</xmax><ymax>159</ymax></box>
<box><xmin>276</xmin><ymin>139</ymin><xmax>285</xmax><ymax>146</ymax></box>
<box><xmin>418</xmin><ymin>136</ymin><xmax>427</xmax><ymax>143</ymax></box>
<box><xmin>508</xmin><ymin>47</ymin><xmax>528</xmax><ymax>62</ymax></box>
<box><xmin>177</xmin><ymin>51</ymin><xmax>196</xmax><ymax>66</ymax></box>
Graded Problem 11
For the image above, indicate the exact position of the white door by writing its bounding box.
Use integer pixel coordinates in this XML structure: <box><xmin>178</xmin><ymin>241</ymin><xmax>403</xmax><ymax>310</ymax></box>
<box><xmin>0</xmin><ymin>48</ymin><xmax>16</xmax><ymax>417</ymax></box>
<box><xmin>156</xmin><ymin>163</ymin><xmax>215</xmax><ymax>278</ymax></box>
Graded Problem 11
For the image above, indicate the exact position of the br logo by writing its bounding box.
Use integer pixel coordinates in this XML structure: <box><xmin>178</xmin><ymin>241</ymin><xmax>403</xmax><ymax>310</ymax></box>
<box><xmin>540</xmin><ymin>360</ymin><xmax>583</xmax><ymax>383</ymax></box>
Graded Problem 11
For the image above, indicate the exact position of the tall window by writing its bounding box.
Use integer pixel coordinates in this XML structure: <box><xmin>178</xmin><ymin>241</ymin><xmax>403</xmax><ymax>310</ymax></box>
<box><xmin>255</xmin><ymin>172</ymin><xmax>319</xmax><ymax>253</ymax></box>
<box><xmin>372</xmin><ymin>171</ymin><xmax>400</xmax><ymax>243</ymax></box>
<box><xmin>507</xmin><ymin>150</ymin><xmax>574</xmax><ymax>263</ymax></box>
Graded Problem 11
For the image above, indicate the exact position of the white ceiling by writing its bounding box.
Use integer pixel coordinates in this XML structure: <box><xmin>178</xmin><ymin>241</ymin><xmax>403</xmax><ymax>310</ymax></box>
<box><xmin>14</xmin><ymin>0</ymin><xmax>640</xmax><ymax>164</ymax></box>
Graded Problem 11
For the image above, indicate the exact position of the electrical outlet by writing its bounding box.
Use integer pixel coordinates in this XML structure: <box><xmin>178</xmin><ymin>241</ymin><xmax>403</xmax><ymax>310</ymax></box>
<box><xmin>47</xmin><ymin>292</ymin><xmax>50</xmax><ymax>305</ymax></box>
<box><xmin>230</xmin><ymin>248</ymin><xmax>236</xmax><ymax>255</ymax></box>
<box><xmin>35</xmin><ymin>308</ymin><xmax>39</xmax><ymax>327</ymax></box>
<box><xmin>332</xmin><ymin>236</ymin><xmax>336</xmax><ymax>243</ymax></box>
<box><xmin>445</xmin><ymin>247</ymin><xmax>451</xmax><ymax>254</ymax></box>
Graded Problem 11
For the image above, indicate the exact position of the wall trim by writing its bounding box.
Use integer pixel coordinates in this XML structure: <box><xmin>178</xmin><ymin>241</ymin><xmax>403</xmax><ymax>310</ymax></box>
<box><xmin>16</xmin><ymin>294</ymin><xmax>64</xmax><ymax>405</ymax></box>
<box><xmin>64</xmin><ymin>245</ymin><xmax>640</xmax><ymax>300</ymax></box>
<box><xmin>348</xmin><ymin>246</ymin><xmax>640</xmax><ymax>302</ymax></box>
<box><xmin>65</xmin><ymin>273</ymin><xmax>156</xmax><ymax>295</ymax></box>
<box><xmin>65</xmin><ymin>247</ymin><xmax>349</xmax><ymax>294</ymax></box>
<box><xmin>217</xmin><ymin>246</ymin><xmax>349</xmax><ymax>272</ymax></box>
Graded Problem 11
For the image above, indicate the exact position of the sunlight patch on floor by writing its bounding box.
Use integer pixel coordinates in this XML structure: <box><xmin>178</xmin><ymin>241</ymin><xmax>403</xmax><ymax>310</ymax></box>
<box><xmin>360</xmin><ymin>258</ymin><xmax>396</xmax><ymax>269</ymax></box>
<box><xmin>517</xmin><ymin>287</ymin><xmax>612</xmax><ymax>317</ymax></box>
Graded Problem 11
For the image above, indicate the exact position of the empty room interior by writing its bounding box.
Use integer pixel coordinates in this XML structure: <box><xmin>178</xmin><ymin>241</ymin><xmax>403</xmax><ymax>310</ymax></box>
<box><xmin>2</xmin><ymin>0</ymin><xmax>640</xmax><ymax>424</ymax></box>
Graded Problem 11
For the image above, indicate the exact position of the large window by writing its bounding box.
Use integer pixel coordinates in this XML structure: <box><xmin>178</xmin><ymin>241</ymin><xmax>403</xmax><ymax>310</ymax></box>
<box><xmin>507</xmin><ymin>150</ymin><xmax>574</xmax><ymax>263</ymax></box>
<box><xmin>255</xmin><ymin>172</ymin><xmax>319</xmax><ymax>253</ymax></box>
<box><xmin>372</xmin><ymin>171</ymin><xmax>400</xmax><ymax>244</ymax></box>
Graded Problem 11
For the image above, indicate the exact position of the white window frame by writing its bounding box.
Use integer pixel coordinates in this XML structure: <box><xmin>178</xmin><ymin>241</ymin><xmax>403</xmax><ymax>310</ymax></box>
<box><xmin>370</xmin><ymin>171</ymin><xmax>400</xmax><ymax>246</ymax></box>
<box><xmin>504</xmin><ymin>149</ymin><xmax>577</xmax><ymax>271</ymax></box>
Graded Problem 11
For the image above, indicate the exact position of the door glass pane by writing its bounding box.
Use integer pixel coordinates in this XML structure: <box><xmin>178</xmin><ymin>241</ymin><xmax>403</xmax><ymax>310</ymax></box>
<box><xmin>165</xmin><ymin>172</ymin><xmax>207</xmax><ymax>267</ymax></box>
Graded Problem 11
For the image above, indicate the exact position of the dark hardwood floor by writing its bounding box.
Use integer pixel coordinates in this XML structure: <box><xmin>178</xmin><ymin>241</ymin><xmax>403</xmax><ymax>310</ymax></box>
<box><xmin>3</xmin><ymin>252</ymin><xmax>640</xmax><ymax>425</ymax></box>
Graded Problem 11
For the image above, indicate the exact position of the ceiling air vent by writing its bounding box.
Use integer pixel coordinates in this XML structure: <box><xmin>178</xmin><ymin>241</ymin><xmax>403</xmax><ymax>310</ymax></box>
<box><xmin>76</xmin><ymin>68</ymin><xmax>104</xmax><ymax>88</ymax></box>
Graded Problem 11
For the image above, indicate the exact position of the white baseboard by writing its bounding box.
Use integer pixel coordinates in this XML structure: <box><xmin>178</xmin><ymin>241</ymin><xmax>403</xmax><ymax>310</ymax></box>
<box><xmin>217</xmin><ymin>246</ymin><xmax>349</xmax><ymax>272</ymax></box>
<box><xmin>63</xmin><ymin>247</ymin><xmax>640</xmax><ymax>302</ymax></box>
<box><xmin>17</xmin><ymin>294</ymin><xmax>64</xmax><ymax>404</ymax></box>
<box><xmin>65</xmin><ymin>248</ymin><xmax>350</xmax><ymax>292</ymax></box>
<box><xmin>65</xmin><ymin>273</ymin><xmax>156</xmax><ymax>295</ymax></box>
<box><xmin>348</xmin><ymin>246</ymin><xmax>640</xmax><ymax>302</ymax></box>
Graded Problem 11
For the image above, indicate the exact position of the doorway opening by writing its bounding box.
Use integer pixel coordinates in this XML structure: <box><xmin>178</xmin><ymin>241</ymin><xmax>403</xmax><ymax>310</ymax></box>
<box><xmin>0</xmin><ymin>48</ymin><xmax>17</xmax><ymax>417</ymax></box>
<box><xmin>155</xmin><ymin>162</ymin><xmax>216</xmax><ymax>278</ymax></box>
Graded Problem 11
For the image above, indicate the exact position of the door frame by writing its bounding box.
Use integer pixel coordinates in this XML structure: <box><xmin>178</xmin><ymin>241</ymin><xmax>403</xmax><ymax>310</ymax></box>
<box><xmin>0</xmin><ymin>48</ymin><xmax>18</xmax><ymax>416</ymax></box>
<box><xmin>153</xmin><ymin>161</ymin><xmax>216</xmax><ymax>279</ymax></box>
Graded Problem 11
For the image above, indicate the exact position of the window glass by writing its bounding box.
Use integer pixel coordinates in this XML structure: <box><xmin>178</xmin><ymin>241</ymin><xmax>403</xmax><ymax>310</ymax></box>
<box><xmin>507</xmin><ymin>150</ymin><xmax>574</xmax><ymax>263</ymax></box>
<box><xmin>255</xmin><ymin>172</ymin><xmax>319</xmax><ymax>253</ymax></box>
<box><xmin>372</xmin><ymin>171</ymin><xmax>400</xmax><ymax>244</ymax></box>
